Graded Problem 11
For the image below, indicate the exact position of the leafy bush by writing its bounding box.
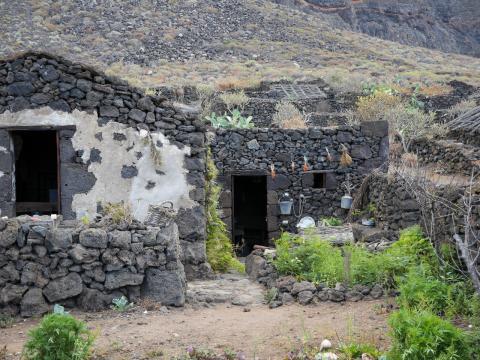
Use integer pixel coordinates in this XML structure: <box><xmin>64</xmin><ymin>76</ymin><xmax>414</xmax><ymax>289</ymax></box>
<box><xmin>388</xmin><ymin>309</ymin><xmax>470</xmax><ymax>360</ymax></box>
<box><xmin>273</xmin><ymin>226</ymin><xmax>439</xmax><ymax>288</ymax></box>
<box><xmin>0</xmin><ymin>314</ymin><xmax>13</xmax><ymax>328</ymax></box>
<box><xmin>320</xmin><ymin>217</ymin><xmax>342</xmax><ymax>227</ymax></box>
<box><xmin>274</xmin><ymin>233</ymin><xmax>344</xmax><ymax>286</ymax></box>
<box><xmin>337</xmin><ymin>342</ymin><xmax>381</xmax><ymax>359</ymax></box>
<box><xmin>272</xmin><ymin>100</ymin><xmax>307</xmax><ymax>129</ymax></box>
<box><xmin>23</xmin><ymin>313</ymin><xmax>95</xmax><ymax>360</ymax></box>
<box><xmin>397</xmin><ymin>267</ymin><xmax>450</xmax><ymax>315</ymax></box>
<box><xmin>205</xmin><ymin>109</ymin><xmax>254</xmax><ymax>129</ymax></box>
<box><xmin>205</xmin><ymin>149</ymin><xmax>244</xmax><ymax>273</ymax></box>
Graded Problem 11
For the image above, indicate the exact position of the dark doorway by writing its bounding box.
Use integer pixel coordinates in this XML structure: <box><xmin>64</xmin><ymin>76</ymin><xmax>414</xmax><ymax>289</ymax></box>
<box><xmin>233</xmin><ymin>175</ymin><xmax>267</xmax><ymax>256</ymax></box>
<box><xmin>12</xmin><ymin>130</ymin><xmax>59</xmax><ymax>215</ymax></box>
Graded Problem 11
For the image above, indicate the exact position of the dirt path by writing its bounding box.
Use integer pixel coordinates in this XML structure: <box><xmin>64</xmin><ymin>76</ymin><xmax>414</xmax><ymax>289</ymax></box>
<box><xmin>1</xmin><ymin>300</ymin><xmax>391</xmax><ymax>359</ymax></box>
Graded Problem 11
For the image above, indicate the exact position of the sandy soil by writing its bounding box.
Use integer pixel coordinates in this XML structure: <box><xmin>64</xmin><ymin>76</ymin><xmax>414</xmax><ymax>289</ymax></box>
<box><xmin>0</xmin><ymin>300</ymin><xmax>391</xmax><ymax>359</ymax></box>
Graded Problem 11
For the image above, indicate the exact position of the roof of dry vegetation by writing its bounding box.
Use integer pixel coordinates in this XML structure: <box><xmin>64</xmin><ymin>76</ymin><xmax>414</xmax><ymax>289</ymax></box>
<box><xmin>1</xmin><ymin>0</ymin><xmax>480</xmax><ymax>91</ymax></box>
<box><xmin>449</xmin><ymin>106</ymin><xmax>480</xmax><ymax>133</ymax></box>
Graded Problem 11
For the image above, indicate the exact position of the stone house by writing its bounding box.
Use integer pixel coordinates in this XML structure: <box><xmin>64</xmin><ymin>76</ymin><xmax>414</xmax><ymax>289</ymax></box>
<box><xmin>0</xmin><ymin>52</ymin><xmax>388</xmax><ymax>315</ymax></box>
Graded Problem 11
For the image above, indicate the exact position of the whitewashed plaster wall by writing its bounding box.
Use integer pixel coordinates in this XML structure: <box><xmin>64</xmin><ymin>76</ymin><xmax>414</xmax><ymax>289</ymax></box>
<box><xmin>0</xmin><ymin>107</ymin><xmax>196</xmax><ymax>221</ymax></box>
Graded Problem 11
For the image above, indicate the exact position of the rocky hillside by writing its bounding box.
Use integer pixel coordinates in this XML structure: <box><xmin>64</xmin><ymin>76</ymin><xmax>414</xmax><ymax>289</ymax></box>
<box><xmin>1</xmin><ymin>0</ymin><xmax>480</xmax><ymax>90</ymax></box>
<box><xmin>274</xmin><ymin>0</ymin><xmax>480</xmax><ymax>57</ymax></box>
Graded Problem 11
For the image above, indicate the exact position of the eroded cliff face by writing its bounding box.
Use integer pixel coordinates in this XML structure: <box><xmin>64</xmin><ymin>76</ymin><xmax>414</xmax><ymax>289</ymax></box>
<box><xmin>273</xmin><ymin>0</ymin><xmax>480</xmax><ymax>57</ymax></box>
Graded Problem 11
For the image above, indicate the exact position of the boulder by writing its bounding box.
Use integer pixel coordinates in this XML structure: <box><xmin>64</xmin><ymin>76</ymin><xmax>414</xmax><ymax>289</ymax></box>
<box><xmin>276</xmin><ymin>275</ymin><xmax>296</xmax><ymax>292</ymax></box>
<box><xmin>327</xmin><ymin>289</ymin><xmax>345</xmax><ymax>302</ymax></box>
<box><xmin>0</xmin><ymin>263</ymin><xmax>20</xmax><ymax>286</ymax></box>
<box><xmin>245</xmin><ymin>254</ymin><xmax>266</xmax><ymax>280</ymax></box>
<box><xmin>20</xmin><ymin>262</ymin><xmax>48</xmax><ymax>288</ymax></box>
<box><xmin>139</xmin><ymin>228</ymin><xmax>161</xmax><ymax>246</ymax></box>
<box><xmin>297</xmin><ymin>290</ymin><xmax>314</xmax><ymax>305</ymax></box>
<box><xmin>351</xmin><ymin>144</ymin><xmax>372</xmax><ymax>159</ymax></box>
<box><xmin>43</xmin><ymin>273</ymin><xmax>83</xmax><ymax>302</ymax></box>
<box><xmin>69</xmin><ymin>244</ymin><xmax>100</xmax><ymax>264</ymax></box>
<box><xmin>291</xmin><ymin>281</ymin><xmax>316</xmax><ymax>295</ymax></box>
<box><xmin>141</xmin><ymin>267</ymin><xmax>186</xmax><ymax>307</ymax></box>
<box><xmin>79</xmin><ymin>228</ymin><xmax>108</xmax><ymax>248</ymax></box>
<box><xmin>156</xmin><ymin>223</ymin><xmax>179</xmax><ymax>246</ymax></box>
<box><xmin>0</xmin><ymin>220</ymin><xmax>19</xmax><ymax>248</ymax></box>
<box><xmin>45</xmin><ymin>228</ymin><xmax>72</xmax><ymax>252</ymax></box>
<box><xmin>281</xmin><ymin>292</ymin><xmax>295</xmax><ymax>305</ymax></box>
<box><xmin>345</xmin><ymin>290</ymin><xmax>363</xmax><ymax>302</ymax></box>
<box><xmin>352</xmin><ymin>224</ymin><xmax>389</xmax><ymax>243</ymax></box>
<box><xmin>77</xmin><ymin>288</ymin><xmax>110</xmax><ymax>311</ymax></box>
<box><xmin>0</xmin><ymin>283</ymin><xmax>28</xmax><ymax>304</ymax></box>
<box><xmin>109</xmin><ymin>230</ymin><xmax>132</xmax><ymax>249</ymax></box>
<box><xmin>21</xmin><ymin>288</ymin><xmax>49</xmax><ymax>317</ymax></box>
<box><xmin>104</xmin><ymin>270</ymin><xmax>144</xmax><ymax>290</ymax></box>
<box><xmin>370</xmin><ymin>284</ymin><xmax>383</xmax><ymax>299</ymax></box>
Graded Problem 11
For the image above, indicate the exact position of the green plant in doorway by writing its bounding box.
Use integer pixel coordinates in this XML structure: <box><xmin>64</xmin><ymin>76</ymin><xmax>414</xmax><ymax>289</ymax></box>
<box><xmin>205</xmin><ymin>148</ymin><xmax>244</xmax><ymax>273</ymax></box>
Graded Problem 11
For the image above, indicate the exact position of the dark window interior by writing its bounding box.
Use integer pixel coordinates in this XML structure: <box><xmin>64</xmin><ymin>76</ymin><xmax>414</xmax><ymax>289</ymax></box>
<box><xmin>313</xmin><ymin>172</ymin><xmax>326</xmax><ymax>188</ymax></box>
<box><xmin>13</xmin><ymin>130</ymin><xmax>59</xmax><ymax>215</ymax></box>
<box><xmin>233</xmin><ymin>175</ymin><xmax>267</xmax><ymax>256</ymax></box>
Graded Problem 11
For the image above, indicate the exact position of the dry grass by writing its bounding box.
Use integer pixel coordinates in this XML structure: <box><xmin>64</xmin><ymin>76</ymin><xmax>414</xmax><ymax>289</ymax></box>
<box><xmin>272</xmin><ymin>100</ymin><xmax>307</xmax><ymax>129</ymax></box>
<box><xmin>4</xmin><ymin>0</ymin><xmax>480</xmax><ymax>94</ymax></box>
<box><xmin>446</xmin><ymin>99</ymin><xmax>478</xmax><ymax>118</ymax></box>
<box><xmin>353</xmin><ymin>93</ymin><xmax>403</xmax><ymax>124</ymax></box>
<box><xmin>219</xmin><ymin>90</ymin><xmax>249</xmax><ymax>112</ymax></box>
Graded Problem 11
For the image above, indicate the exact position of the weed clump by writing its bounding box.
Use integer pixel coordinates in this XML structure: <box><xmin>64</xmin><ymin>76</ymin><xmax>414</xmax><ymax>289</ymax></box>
<box><xmin>22</xmin><ymin>313</ymin><xmax>95</xmax><ymax>360</ymax></box>
<box><xmin>205</xmin><ymin>149</ymin><xmax>244</xmax><ymax>273</ymax></box>
<box><xmin>272</xmin><ymin>100</ymin><xmax>307</xmax><ymax>129</ymax></box>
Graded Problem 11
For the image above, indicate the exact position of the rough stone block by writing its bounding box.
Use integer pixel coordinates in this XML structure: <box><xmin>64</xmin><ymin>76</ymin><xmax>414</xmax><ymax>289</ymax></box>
<box><xmin>43</xmin><ymin>273</ymin><xmax>83</xmax><ymax>302</ymax></box>
<box><xmin>20</xmin><ymin>288</ymin><xmax>49</xmax><ymax>317</ymax></box>
<box><xmin>104</xmin><ymin>270</ymin><xmax>144</xmax><ymax>290</ymax></box>
<box><xmin>141</xmin><ymin>268</ymin><xmax>186</xmax><ymax>307</ymax></box>
<box><xmin>79</xmin><ymin>228</ymin><xmax>108</xmax><ymax>248</ymax></box>
<box><xmin>109</xmin><ymin>230</ymin><xmax>132</xmax><ymax>249</ymax></box>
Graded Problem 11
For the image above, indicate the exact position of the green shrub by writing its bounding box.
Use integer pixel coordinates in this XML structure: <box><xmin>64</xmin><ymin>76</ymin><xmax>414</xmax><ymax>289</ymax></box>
<box><xmin>205</xmin><ymin>149</ymin><xmax>244</xmax><ymax>273</ymax></box>
<box><xmin>320</xmin><ymin>217</ymin><xmax>343</xmax><ymax>227</ymax></box>
<box><xmin>397</xmin><ymin>266</ymin><xmax>450</xmax><ymax>315</ymax></box>
<box><xmin>23</xmin><ymin>313</ymin><xmax>95</xmax><ymax>360</ymax></box>
<box><xmin>0</xmin><ymin>314</ymin><xmax>14</xmax><ymax>328</ymax></box>
<box><xmin>388</xmin><ymin>309</ymin><xmax>469</xmax><ymax>360</ymax></box>
<box><xmin>338</xmin><ymin>342</ymin><xmax>381</xmax><ymax>359</ymax></box>
<box><xmin>274</xmin><ymin>233</ymin><xmax>344</xmax><ymax>286</ymax></box>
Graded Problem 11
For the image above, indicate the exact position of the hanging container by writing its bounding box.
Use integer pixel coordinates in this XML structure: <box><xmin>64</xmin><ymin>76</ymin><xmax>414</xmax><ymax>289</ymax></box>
<box><xmin>341</xmin><ymin>195</ymin><xmax>353</xmax><ymax>209</ymax></box>
<box><xmin>279</xmin><ymin>192</ymin><xmax>293</xmax><ymax>215</ymax></box>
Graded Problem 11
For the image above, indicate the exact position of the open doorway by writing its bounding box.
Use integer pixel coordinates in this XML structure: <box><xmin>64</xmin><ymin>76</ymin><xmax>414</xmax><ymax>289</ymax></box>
<box><xmin>12</xmin><ymin>130</ymin><xmax>59</xmax><ymax>215</ymax></box>
<box><xmin>232</xmin><ymin>175</ymin><xmax>267</xmax><ymax>256</ymax></box>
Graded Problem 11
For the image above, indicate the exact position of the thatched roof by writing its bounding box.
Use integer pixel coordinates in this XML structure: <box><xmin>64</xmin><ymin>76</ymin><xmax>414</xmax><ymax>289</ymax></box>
<box><xmin>448</xmin><ymin>106</ymin><xmax>480</xmax><ymax>133</ymax></box>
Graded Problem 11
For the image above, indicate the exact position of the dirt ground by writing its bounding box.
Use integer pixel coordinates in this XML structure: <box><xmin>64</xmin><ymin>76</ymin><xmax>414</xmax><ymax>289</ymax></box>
<box><xmin>0</xmin><ymin>300</ymin><xmax>391</xmax><ymax>359</ymax></box>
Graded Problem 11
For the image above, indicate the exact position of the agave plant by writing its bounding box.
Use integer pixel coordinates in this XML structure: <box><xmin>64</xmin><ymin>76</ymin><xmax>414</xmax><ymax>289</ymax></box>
<box><xmin>205</xmin><ymin>109</ymin><xmax>254</xmax><ymax>129</ymax></box>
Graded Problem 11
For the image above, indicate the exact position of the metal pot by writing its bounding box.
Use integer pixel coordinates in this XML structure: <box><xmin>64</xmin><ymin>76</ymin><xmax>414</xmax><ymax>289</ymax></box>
<box><xmin>341</xmin><ymin>195</ymin><xmax>353</xmax><ymax>209</ymax></box>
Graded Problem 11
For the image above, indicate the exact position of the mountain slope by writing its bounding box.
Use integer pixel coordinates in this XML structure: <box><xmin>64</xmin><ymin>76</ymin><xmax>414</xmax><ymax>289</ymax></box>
<box><xmin>273</xmin><ymin>0</ymin><xmax>480</xmax><ymax>57</ymax></box>
<box><xmin>1</xmin><ymin>0</ymin><xmax>479</xmax><ymax>90</ymax></box>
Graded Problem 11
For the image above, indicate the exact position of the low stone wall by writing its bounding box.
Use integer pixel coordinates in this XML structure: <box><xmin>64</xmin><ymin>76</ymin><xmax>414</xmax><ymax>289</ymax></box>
<box><xmin>410</xmin><ymin>138</ymin><xmax>480</xmax><ymax>175</ymax></box>
<box><xmin>246</xmin><ymin>250</ymin><xmax>385</xmax><ymax>307</ymax></box>
<box><xmin>0</xmin><ymin>216</ymin><xmax>186</xmax><ymax>317</ymax></box>
<box><xmin>449</xmin><ymin>130</ymin><xmax>480</xmax><ymax>148</ymax></box>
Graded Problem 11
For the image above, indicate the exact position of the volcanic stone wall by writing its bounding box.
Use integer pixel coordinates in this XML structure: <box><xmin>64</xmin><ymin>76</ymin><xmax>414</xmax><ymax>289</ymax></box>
<box><xmin>0</xmin><ymin>215</ymin><xmax>185</xmax><ymax>317</ymax></box>
<box><xmin>410</xmin><ymin>138</ymin><xmax>480</xmax><ymax>175</ymax></box>
<box><xmin>0</xmin><ymin>52</ymin><xmax>208</xmax><ymax>278</ymax></box>
<box><xmin>210</xmin><ymin>121</ymin><xmax>389</xmax><ymax>241</ymax></box>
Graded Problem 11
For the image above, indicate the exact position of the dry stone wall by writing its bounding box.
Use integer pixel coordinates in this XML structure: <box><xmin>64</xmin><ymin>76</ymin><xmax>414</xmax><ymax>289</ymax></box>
<box><xmin>0</xmin><ymin>216</ymin><xmax>186</xmax><ymax>317</ymax></box>
<box><xmin>410</xmin><ymin>138</ymin><xmax>480</xmax><ymax>175</ymax></box>
<box><xmin>211</xmin><ymin>121</ymin><xmax>389</xmax><ymax>241</ymax></box>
